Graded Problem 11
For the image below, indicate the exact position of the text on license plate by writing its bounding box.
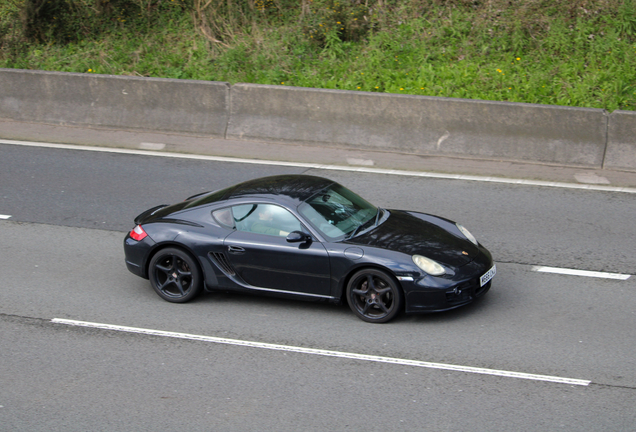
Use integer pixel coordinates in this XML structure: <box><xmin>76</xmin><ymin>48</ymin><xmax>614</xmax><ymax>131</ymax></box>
<box><xmin>480</xmin><ymin>265</ymin><xmax>496</xmax><ymax>287</ymax></box>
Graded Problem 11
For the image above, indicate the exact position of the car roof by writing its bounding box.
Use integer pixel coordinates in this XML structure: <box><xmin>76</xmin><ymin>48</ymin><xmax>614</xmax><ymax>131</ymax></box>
<box><xmin>223</xmin><ymin>174</ymin><xmax>335</xmax><ymax>205</ymax></box>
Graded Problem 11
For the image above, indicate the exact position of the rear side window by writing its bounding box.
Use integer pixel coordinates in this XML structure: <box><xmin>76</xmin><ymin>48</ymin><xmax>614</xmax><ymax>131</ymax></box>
<box><xmin>212</xmin><ymin>208</ymin><xmax>234</xmax><ymax>229</ymax></box>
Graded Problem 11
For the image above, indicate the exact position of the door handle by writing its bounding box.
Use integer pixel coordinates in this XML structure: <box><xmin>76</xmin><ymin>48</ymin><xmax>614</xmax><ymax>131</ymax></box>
<box><xmin>227</xmin><ymin>245</ymin><xmax>245</xmax><ymax>254</ymax></box>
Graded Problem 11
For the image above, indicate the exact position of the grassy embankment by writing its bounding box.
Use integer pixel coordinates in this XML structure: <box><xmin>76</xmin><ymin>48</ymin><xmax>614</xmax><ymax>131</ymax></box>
<box><xmin>1</xmin><ymin>0</ymin><xmax>635</xmax><ymax>111</ymax></box>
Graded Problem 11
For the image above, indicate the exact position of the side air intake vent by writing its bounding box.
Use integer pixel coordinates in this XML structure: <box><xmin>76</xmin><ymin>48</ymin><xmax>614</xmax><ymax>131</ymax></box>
<box><xmin>209</xmin><ymin>252</ymin><xmax>236</xmax><ymax>276</ymax></box>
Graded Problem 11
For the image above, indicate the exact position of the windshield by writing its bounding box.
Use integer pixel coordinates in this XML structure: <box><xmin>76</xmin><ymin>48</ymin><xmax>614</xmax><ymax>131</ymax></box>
<box><xmin>298</xmin><ymin>183</ymin><xmax>378</xmax><ymax>241</ymax></box>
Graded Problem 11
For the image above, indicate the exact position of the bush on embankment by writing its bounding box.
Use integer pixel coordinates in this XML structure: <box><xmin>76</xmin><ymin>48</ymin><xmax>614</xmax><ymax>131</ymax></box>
<box><xmin>1</xmin><ymin>0</ymin><xmax>635</xmax><ymax>111</ymax></box>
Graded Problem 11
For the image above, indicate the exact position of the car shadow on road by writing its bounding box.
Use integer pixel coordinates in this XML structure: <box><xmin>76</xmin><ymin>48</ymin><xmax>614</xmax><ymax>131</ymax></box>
<box><xmin>190</xmin><ymin>284</ymin><xmax>501</xmax><ymax>325</ymax></box>
<box><xmin>195</xmin><ymin>288</ymin><xmax>349</xmax><ymax>315</ymax></box>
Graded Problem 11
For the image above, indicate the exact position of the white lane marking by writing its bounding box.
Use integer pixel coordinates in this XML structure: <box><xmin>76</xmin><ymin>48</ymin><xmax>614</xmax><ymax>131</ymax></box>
<box><xmin>532</xmin><ymin>266</ymin><xmax>631</xmax><ymax>280</ymax></box>
<box><xmin>0</xmin><ymin>215</ymin><xmax>12</xmax><ymax>220</ymax></box>
<box><xmin>52</xmin><ymin>318</ymin><xmax>591</xmax><ymax>386</ymax></box>
<box><xmin>2</xmin><ymin>139</ymin><xmax>636</xmax><ymax>194</ymax></box>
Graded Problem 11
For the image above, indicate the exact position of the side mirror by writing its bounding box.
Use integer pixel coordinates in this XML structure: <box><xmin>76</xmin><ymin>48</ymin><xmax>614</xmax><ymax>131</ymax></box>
<box><xmin>286</xmin><ymin>231</ymin><xmax>312</xmax><ymax>244</ymax></box>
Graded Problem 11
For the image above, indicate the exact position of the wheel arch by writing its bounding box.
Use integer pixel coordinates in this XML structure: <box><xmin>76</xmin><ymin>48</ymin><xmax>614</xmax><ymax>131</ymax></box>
<box><xmin>144</xmin><ymin>241</ymin><xmax>203</xmax><ymax>279</ymax></box>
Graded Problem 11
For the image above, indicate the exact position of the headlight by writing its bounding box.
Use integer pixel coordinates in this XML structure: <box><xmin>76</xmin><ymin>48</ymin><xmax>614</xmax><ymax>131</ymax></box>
<box><xmin>412</xmin><ymin>255</ymin><xmax>445</xmax><ymax>276</ymax></box>
<box><xmin>456</xmin><ymin>223</ymin><xmax>478</xmax><ymax>246</ymax></box>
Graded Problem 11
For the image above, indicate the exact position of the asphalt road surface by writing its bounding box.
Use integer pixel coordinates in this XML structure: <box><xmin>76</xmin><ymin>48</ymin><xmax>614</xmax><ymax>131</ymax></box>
<box><xmin>1</xmin><ymin>142</ymin><xmax>635</xmax><ymax>431</ymax></box>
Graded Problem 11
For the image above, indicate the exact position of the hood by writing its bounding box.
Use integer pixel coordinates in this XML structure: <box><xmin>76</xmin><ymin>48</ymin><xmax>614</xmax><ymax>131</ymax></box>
<box><xmin>348</xmin><ymin>210</ymin><xmax>478</xmax><ymax>267</ymax></box>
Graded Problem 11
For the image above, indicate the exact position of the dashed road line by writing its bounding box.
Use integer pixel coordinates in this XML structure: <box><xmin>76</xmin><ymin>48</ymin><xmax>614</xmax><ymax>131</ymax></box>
<box><xmin>52</xmin><ymin>318</ymin><xmax>591</xmax><ymax>386</ymax></box>
<box><xmin>532</xmin><ymin>266</ymin><xmax>631</xmax><ymax>280</ymax></box>
<box><xmin>3</xmin><ymin>138</ymin><xmax>636</xmax><ymax>194</ymax></box>
<box><xmin>0</xmin><ymin>215</ymin><xmax>12</xmax><ymax>220</ymax></box>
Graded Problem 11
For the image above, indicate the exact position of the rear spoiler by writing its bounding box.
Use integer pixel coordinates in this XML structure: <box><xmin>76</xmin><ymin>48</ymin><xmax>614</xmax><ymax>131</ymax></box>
<box><xmin>134</xmin><ymin>204</ymin><xmax>168</xmax><ymax>225</ymax></box>
<box><xmin>185</xmin><ymin>191</ymin><xmax>211</xmax><ymax>201</ymax></box>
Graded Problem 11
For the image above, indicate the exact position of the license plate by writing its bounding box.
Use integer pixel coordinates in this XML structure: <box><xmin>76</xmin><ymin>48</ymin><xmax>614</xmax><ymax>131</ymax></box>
<box><xmin>480</xmin><ymin>265</ymin><xmax>496</xmax><ymax>287</ymax></box>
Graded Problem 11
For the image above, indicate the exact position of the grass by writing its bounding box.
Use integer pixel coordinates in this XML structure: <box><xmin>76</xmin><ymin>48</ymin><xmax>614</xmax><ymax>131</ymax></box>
<box><xmin>1</xmin><ymin>0</ymin><xmax>635</xmax><ymax>111</ymax></box>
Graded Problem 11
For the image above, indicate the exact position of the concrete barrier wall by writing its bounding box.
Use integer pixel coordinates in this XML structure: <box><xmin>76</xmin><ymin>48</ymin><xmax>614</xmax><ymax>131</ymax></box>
<box><xmin>0</xmin><ymin>69</ymin><xmax>229</xmax><ymax>136</ymax></box>
<box><xmin>1</xmin><ymin>68</ymin><xmax>634</xmax><ymax>169</ymax></box>
<box><xmin>605</xmin><ymin>110</ymin><xmax>636</xmax><ymax>171</ymax></box>
<box><xmin>228</xmin><ymin>83</ymin><xmax>608</xmax><ymax>167</ymax></box>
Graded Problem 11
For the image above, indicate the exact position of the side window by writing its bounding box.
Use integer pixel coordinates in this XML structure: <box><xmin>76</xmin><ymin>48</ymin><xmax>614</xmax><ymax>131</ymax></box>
<box><xmin>212</xmin><ymin>208</ymin><xmax>234</xmax><ymax>229</ymax></box>
<box><xmin>232</xmin><ymin>204</ymin><xmax>302</xmax><ymax>237</ymax></box>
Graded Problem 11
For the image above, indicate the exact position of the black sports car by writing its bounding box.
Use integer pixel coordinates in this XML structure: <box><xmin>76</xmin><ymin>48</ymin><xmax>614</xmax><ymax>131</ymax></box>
<box><xmin>124</xmin><ymin>175</ymin><xmax>495</xmax><ymax>323</ymax></box>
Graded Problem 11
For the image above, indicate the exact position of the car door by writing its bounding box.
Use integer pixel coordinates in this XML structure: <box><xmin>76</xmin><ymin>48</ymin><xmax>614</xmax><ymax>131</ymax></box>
<box><xmin>222</xmin><ymin>203</ymin><xmax>332</xmax><ymax>297</ymax></box>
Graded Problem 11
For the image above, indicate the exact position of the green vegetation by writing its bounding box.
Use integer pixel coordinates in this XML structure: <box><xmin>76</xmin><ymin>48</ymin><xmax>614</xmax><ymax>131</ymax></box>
<box><xmin>1</xmin><ymin>0</ymin><xmax>636</xmax><ymax>111</ymax></box>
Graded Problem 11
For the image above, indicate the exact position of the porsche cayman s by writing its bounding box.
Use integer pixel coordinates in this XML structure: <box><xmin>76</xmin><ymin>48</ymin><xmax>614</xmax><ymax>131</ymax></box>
<box><xmin>124</xmin><ymin>175</ymin><xmax>495</xmax><ymax>323</ymax></box>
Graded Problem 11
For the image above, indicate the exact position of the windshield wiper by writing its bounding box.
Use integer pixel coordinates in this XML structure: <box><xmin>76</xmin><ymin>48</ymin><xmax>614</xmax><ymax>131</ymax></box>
<box><xmin>346</xmin><ymin>223</ymin><xmax>362</xmax><ymax>240</ymax></box>
<box><xmin>374</xmin><ymin>208</ymin><xmax>382</xmax><ymax>226</ymax></box>
<box><xmin>346</xmin><ymin>208</ymin><xmax>381</xmax><ymax>240</ymax></box>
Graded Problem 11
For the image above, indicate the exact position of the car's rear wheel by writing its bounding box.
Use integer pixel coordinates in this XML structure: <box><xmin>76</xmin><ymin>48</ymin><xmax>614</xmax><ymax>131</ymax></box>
<box><xmin>149</xmin><ymin>247</ymin><xmax>202</xmax><ymax>303</ymax></box>
<box><xmin>346</xmin><ymin>269</ymin><xmax>403</xmax><ymax>323</ymax></box>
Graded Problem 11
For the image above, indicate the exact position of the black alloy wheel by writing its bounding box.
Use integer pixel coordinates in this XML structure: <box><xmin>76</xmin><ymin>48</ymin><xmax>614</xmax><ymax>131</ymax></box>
<box><xmin>346</xmin><ymin>269</ymin><xmax>403</xmax><ymax>323</ymax></box>
<box><xmin>149</xmin><ymin>247</ymin><xmax>203</xmax><ymax>303</ymax></box>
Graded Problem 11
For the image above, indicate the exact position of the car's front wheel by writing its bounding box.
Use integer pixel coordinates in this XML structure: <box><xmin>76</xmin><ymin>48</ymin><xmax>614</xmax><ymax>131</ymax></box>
<box><xmin>149</xmin><ymin>247</ymin><xmax>202</xmax><ymax>303</ymax></box>
<box><xmin>346</xmin><ymin>269</ymin><xmax>403</xmax><ymax>323</ymax></box>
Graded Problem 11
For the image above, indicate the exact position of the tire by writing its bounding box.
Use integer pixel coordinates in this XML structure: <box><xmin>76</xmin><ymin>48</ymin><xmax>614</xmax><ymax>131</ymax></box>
<box><xmin>149</xmin><ymin>247</ymin><xmax>203</xmax><ymax>303</ymax></box>
<box><xmin>346</xmin><ymin>269</ymin><xmax>403</xmax><ymax>323</ymax></box>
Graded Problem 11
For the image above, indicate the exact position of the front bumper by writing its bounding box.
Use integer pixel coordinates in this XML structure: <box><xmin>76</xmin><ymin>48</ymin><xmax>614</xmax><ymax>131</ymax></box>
<box><xmin>403</xmin><ymin>245</ymin><xmax>494</xmax><ymax>313</ymax></box>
